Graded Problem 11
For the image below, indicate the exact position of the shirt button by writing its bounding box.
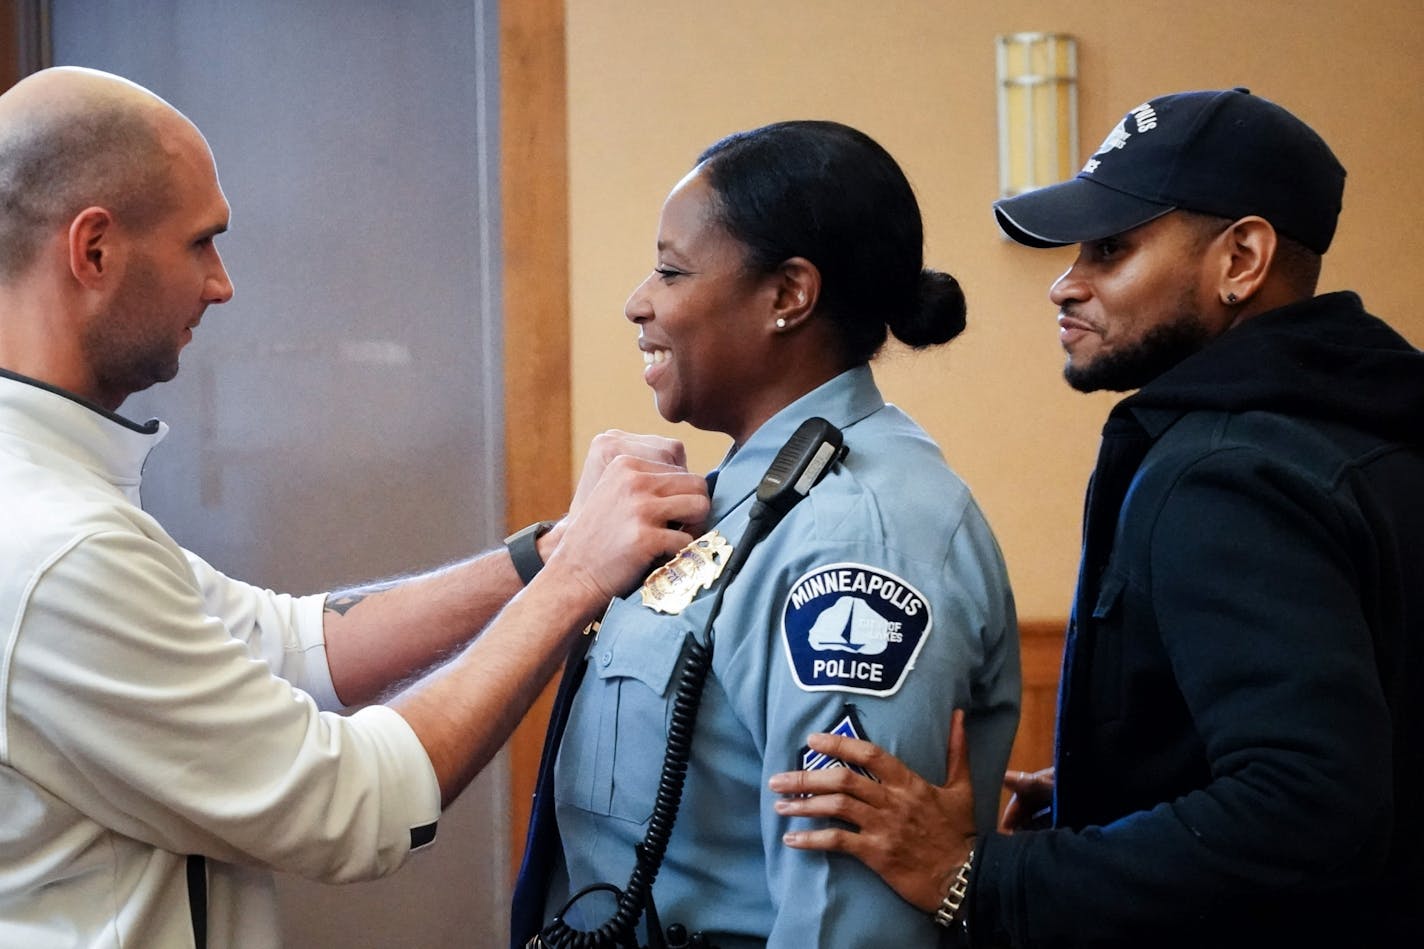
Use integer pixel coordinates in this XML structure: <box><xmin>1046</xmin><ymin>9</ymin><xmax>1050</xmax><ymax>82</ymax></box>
<box><xmin>600</xmin><ymin>651</ymin><xmax>613</xmax><ymax>667</ymax></box>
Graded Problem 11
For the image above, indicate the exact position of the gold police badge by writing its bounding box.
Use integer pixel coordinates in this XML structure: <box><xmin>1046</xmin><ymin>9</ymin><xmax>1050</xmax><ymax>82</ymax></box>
<box><xmin>640</xmin><ymin>529</ymin><xmax>733</xmax><ymax>614</ymax></box>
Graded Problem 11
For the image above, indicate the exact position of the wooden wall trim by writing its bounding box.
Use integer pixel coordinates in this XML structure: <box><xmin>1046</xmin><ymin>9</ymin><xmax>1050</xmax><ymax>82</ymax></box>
<box><xmin>500</xmin><ymin>0</ymin><xmax>570</xmax><ymax>885</ymax></box>
<box><xmin>1007</xmin><ymin>618</ymin><xmax>1067</xmax><ymax>785</ymax></box>
<box><xmin>1017</xmin><ymin>617</ymin><xmax>1067</xmax><ymax>686</ymax></box>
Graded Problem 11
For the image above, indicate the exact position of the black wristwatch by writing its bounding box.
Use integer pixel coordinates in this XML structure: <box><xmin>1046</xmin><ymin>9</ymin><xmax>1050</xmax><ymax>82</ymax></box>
<box><xmin>505</xmin><ymin>520</ymin><xmax>556</xmax><ymax>585</ymax></box>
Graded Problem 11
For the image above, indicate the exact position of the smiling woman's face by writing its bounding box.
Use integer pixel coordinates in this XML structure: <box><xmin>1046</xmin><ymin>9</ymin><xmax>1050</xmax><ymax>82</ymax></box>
<box><xmin>624</xmin><ymin>168</ymin><xmax>781</xmax><ymax>442</ymax></box>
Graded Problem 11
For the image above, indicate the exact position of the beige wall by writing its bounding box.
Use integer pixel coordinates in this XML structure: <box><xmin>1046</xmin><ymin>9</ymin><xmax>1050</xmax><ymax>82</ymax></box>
<box><xmin>564</xmin><ymin>0</ymin><xmax>1424</xmax><ymax>619</ymax></box>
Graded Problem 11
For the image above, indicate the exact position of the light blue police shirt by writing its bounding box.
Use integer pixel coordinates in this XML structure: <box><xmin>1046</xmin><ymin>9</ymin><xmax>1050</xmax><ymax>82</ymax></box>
<box><xmin>549</xmin><ymin>365</ymin><xmax>1020</xmax><ymax>948</ymax></box>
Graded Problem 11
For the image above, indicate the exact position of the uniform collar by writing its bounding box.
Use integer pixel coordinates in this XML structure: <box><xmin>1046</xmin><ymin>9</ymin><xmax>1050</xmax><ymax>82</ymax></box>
<box><xmin>707</xmin><ymin>365</ymin><xmax>883</xmax><ymax>524</ymax></box>
<box><xmin>0</xmin><ymin>369</ymin><xmax>168</xmax><ymax>504</ymax></box>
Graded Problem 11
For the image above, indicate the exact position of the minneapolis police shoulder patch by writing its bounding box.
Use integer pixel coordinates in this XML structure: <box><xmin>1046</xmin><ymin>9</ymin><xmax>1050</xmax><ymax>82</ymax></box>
<box><xmin>780</xmin><ymin>562</ymin><xmax>932</xmax><ymax>696</ymax></box>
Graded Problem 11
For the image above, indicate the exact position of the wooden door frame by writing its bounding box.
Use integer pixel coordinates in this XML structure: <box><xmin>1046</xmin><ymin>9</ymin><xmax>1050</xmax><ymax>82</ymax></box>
<box><xmin>500</xmin><ymin>0</ymin><xmax>571</xmax><ymax>884</ymax></box>
<box><xmin>1</xmin><ymin>1</ymin><xmax>53</xmax><ymax>91</ymax></box>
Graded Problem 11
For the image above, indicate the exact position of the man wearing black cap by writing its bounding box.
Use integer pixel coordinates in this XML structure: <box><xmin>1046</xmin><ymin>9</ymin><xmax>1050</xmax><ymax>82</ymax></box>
<box><xmin>767</xmin><ymin>88</ymin><xmax>1423</xmax><ymax>947</ymax></box>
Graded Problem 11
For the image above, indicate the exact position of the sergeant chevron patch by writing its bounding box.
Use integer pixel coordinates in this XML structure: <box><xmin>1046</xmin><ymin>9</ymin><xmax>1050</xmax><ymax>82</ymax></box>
<box><xmin>800</xmin><ymin>704</ymin><xmax>876</xmax><ymax>779</ymax></box>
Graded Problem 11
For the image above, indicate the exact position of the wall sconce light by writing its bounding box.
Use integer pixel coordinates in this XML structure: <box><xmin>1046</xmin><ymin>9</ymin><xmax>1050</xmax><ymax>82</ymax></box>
<box><xmin>996</xmin><ymin>33</ymin><xmax>1078</xmax><ymax>199</ymax></box>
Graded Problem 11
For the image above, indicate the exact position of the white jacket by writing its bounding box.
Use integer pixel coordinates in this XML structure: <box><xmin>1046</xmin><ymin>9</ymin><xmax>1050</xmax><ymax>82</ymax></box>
<box><xmin>0</xmin><ymin>371</ymin><xmax>441</xmax><ymax>948</ymax></box>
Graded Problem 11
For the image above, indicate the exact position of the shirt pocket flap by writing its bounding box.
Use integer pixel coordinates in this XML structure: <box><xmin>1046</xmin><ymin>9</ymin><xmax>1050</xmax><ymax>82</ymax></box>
<box><xmin>593</xmin><ymin>597</ymin><xmax>690</xmax><ymax>697</ymax></box>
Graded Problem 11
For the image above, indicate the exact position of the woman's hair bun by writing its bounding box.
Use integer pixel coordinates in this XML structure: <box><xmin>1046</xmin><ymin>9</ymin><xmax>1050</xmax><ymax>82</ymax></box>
<box><xmin>889</xmin><ymin>269</ymin><xmax>967</xmax><ymax>349</ymax></box>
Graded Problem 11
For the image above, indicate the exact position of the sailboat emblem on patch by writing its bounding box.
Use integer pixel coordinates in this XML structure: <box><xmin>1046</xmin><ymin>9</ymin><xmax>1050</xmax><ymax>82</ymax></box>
<box><xmin>780</xmin><ymin>562</ymin><xmax>932</xmax><ymax>696</ymax></box>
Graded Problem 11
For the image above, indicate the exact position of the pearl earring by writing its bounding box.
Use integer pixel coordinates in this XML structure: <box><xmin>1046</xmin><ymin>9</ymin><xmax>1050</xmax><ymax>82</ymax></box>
<box><xmin>776</xmin><ymin>318</ymin><xmax>787</xmax><ymax>329</ymax></box>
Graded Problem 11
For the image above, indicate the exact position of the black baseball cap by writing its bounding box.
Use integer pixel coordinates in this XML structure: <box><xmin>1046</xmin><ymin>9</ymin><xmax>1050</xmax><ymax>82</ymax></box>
<box><xmin>993</xmin><ymin>88</ymin><xmax>1346</xmax><ymax>254</ymax></box>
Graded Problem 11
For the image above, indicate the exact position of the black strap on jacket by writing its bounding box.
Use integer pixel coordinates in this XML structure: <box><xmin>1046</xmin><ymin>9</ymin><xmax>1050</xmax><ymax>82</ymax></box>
<box><xmin>187</xmin><ymin>854</ymin><xmax>207</xmax><ymax>948</ymax></box>
<box><xmin>510</xmin><ymin>640</ymin><xmax>591</xmax><ymax>946</ymax></box>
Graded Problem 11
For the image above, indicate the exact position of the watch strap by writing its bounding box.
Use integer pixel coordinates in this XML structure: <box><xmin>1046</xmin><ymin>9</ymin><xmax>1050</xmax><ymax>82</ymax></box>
<box><xmin>505</xmin><ymin>520</ymin><xmax>556</xmax><ymax>585</ymax></box>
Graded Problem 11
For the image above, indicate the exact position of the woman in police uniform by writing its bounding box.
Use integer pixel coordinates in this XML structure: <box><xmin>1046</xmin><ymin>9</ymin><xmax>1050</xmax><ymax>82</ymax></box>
<box><xmin>519</xmin><ymin>121</ymin><xmax>1020</xmax><ymax>949</ymax></box>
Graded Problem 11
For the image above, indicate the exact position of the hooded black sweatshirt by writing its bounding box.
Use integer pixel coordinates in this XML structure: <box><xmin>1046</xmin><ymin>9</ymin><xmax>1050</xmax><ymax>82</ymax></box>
<box><xmin>970</xmin><ymin>292</ymin><xmax>1424</xmax><ymax>948</ymax></box>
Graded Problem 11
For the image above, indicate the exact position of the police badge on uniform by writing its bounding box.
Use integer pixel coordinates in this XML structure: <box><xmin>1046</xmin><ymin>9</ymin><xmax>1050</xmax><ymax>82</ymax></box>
<box><xmin>640</xmin><ymin>529</ymin><xmax>733</xmax><ymax>614</ymax></box>
<box><xmin>780</xmin><ymin>562</ymin><xmax>931</xmax><ymax>696</ymax></box>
